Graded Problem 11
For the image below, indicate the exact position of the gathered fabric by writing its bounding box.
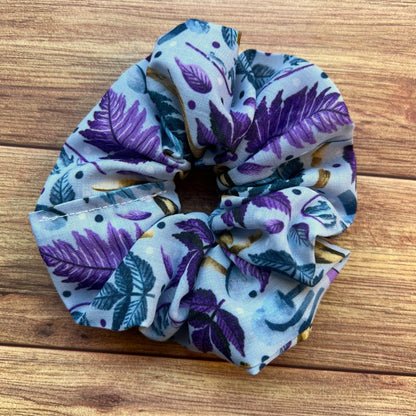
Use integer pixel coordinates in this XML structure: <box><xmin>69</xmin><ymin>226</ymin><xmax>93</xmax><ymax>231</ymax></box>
<box><xmin>29</xmin><ymin>20</ymin><xmax>356</xmax><ymax>374</ymax></box>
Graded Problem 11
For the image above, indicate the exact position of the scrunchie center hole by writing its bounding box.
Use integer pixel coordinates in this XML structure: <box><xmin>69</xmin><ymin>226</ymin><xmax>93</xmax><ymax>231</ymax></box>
<box><xmin>174</xmin><ymin>168</ymin><xmax>220</xmax><ymax>214</ymax></box>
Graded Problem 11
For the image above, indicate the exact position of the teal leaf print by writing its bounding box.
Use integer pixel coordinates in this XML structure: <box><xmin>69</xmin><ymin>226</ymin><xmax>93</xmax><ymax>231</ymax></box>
<box><xmin>91</xmin><ymin>282</ymin><xmax>124</xmax><ymax>310</ymax></box>
<box><xmin>51</xmin><ymin>147</ymin><xmax>74</xmax><ymax>174</ymax></box>
<box><xmin>93</xmin><ymin>252</ymin><xmax>156</xmax><ymax>330</ymax></box>
<box><xmin>221</xmin><ymin>26</ymin><xmax>238</xmax><ymax>49</ymax></box>
<box><xmin>302</xmin><ymin>196</ymin><xmax>337</xmax><ymax>228</ymax></box>
<box><xmin>49</xmin><ymin>172</ymin><xmax>75</xmax><ymax>205</ymax></box>
<box><xmin>248</xmin><ymin>249</ymin><xmax>317</xmax><ymax>285</ymax></box>
<box><xmin>288</xmin><ymin>223</ymin><xmax>312</xmax><ymax>247</ymax></box>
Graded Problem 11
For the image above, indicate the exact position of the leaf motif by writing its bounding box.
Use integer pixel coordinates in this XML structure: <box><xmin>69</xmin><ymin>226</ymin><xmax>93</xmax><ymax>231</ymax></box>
<box><xmin>92</xmin><ymin>282</ymin><xmax>124</xmax><ymax>310</ymax></box>
<box><xmin>175</xmin><ymin>218</ymin><xmax>215</xmax><ymax>245</ymax></box>
<box><xmin>52</xmin><ymin>148</ymin><xmax>74</xmax><ymax>174</ymax></box>
<box><xmin>288</xmin><ymin>223</ymin><xmax>312</xmax><ymax>247</ymax></box>
<box><xmin>343</xmin><ymin>145</ymin><xmax>357</xmax><ymax>184</ymax></box>
<box><xmin>252</xmin><ymin>191</ymin><xmax>291</xmax><ymax>216</ymax></box>
<box><xmin>250</xmin><ymin>64</ymin><xmax>276</xmax><ymax>90</ymax></box>
<box><xmin>236</xmin><ymin>49</ymin><xmax>257</xmax><ymax>75</ymax></box>
<box><xmin>175</xmin><ymin>57</ymin><xmax>212</xmax><ymax>94</ymax></box>
<box><xmin>190</xmin><ymin>288</ymin><xmax>218</xmax><ymax>314</ymax></box>
<box><xmin>196</xmin><ymin>118</ymin><xmax>217</xmax><ymax>146</ymax></box>
<box><xmin>303</xmin><ymin>198</ymin><xmax>337</xmax><ymax>228</ymax></box>
<box><xmin>151</xmin><ymin>303</ymin><xmax>171</xmax><ymax>337</ymax></box>
<box><xmin>49</xmin><ymin>172</ymin><xmax>75</xmax><ymax>205</ymax></box>
<box><xmin>210</xmin><ymin>321</ymin><xmax>231</xmax><ymax>360</ymax></box>
<box><xmin>221</xmin><ymin>26</ymin><xmax>238</xmax><ymax>49</ymax></box>
<box><xmin>264</xmin><ymin>219</ymin><xmax>284</xmax><ymax>234</ymax></box>
<box><xmin>185</xmin><ymin>19</ymin><xmax>210</xmax><ymax>34</ymax></box>
<box><xmin>237</xmin><ymin>162</ymin><xmax>270</xmax><ymax>175</ymax></box>
<box><xmin>172</xmin><ymin>231</ymin><xmax>204</xmax><ymax>251</ymax></box>
<box><xmin>39</xmin><ymin>223</ymin><xmax>133</xmax><ymax>290</ymax></box>
<box><xmin>113</xmin><ymin>252</ymin><xmax>156</xmax><ymax>329</ymax></box>
<box><xmin>216</xmin><ymin>309</ymin><xmax>245</xmax><ymax>356</ymax></box>
<box><xmin>249</xmin><ymin>249</ymin><xmax>298</xmax><ymax>276</ymax></box>
<box><xmin>245</xmin><ymin>83</ymin><xmax>352</xmax><ymax>158</ymax></box>
<box><xmin>209</xmin><ymin>101</ymin><xmax>232</xmax><ymax>145</ymax></box>
<box><xmin>161</xmin><ymin>246</ymin><xmax>173</xmax><ymax>279</ymax></box>
<box><xmin>80</xmin><ymin>88</ymin><xmax>162</xmax><ymax>162</ymax></box>
<box><xmin>157</xmin><ymin>23</ymin><xmax>187</xmax><ymax>45</ymax></box>
<box><xmin>192</xmin><ymin>325</ymin><xmax>213</xmax><ymax>353</ymax></box>
<box><xmin>116</xmin><ymin>210</ymin><xmax>152</xmax><ymax>221</ymax></box>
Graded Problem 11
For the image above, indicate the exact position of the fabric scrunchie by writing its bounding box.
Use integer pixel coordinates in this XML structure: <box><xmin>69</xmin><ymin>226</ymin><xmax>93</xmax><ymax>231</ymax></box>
<box><xmin>29</xmin><ymin>20</ymin><xmax>357</xmax><ymax>374</ymax></box>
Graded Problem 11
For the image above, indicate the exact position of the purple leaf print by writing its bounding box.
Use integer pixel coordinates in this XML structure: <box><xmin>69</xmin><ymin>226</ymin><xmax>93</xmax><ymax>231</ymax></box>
<box><xmin>190</xmin><ymin>288</ymin><xmax>218</xmax><ymax>314</ymax></box>
<box><xmin>175</xmin><ymin>219</ymin><xmax>215</xmax><ymax>245</ymax></box>
<box><xmin>216</xmin><ymin>309</ymin><xmax>245</xmax><ymax>356</ymax></box>
<box><xmin>252</xmin><ymin>191</ymin><xmax>291</xmax><ymax>216</ymax></box>
<box><xmin>196</xmin><ymin>118</ymin><xmax>217</xmax><ymax>146</ymax></box>
<box><xmin>116</xmin><ymin>210</ymin><xmax>152</xmax><ymax>221</ymax></box>
<box><xmin>210</xmin><ymin>322</ymin><xmax>231</xmax><ymax>360</ymax></box>
<box><xmin>175</xmin><ymin>57</ymin><xmax>212</xmax><ymax>93</ymax></box>
<box><xmin>264</xmin><ymin>219</ymin><xmax>284</xmax><ymax>234</ymax></box>
<box><xmin>192</xmin><ymin>326</ymin><xmax>213</xmax><ymax>353</ymax></box>
<box><xmin>161</xmin><ymin>246</ymin><xmax>173</xmax><ymax>280</ymax></box>
<box><xmin>188</xmin><ymin>289</ymin><xmax>245</xmax><ymax>359</ymax></box>
<box><xmin>221</xmin><ymin>204</ymin><xmax>248</xmax><ymax>227</ymax></box>
<box><xmin>80</xmin><ymin>89</ymin><xmax>163</xmax><ymax>163</ymax></box>
<box><xmin>209</xmin><ymin>101</ymin><xmax>232</xmax><ymax>146</ymax></box>
<box><xmin>237</xmin><ymin>162</ymin><xmax>270</xmax><ymax>175</ymax></box>
<box><xmin>343</xmin><ymin>145</ymin><xmax>357</xmax><ymax>184</ymax></box>
<box><xmin>39</xmin><ymin>223</ymin><xmax>133</xmax><ymax>290</ymax></box>
<box><xmin>245</xmin><ymin>83</ymin><xmax>352</xmax><ymax>158</ymax></box>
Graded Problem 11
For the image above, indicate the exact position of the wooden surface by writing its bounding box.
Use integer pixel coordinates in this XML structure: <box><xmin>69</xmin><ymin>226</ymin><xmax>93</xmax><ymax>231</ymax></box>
<box><xmin>1</xmin><ymin>1</ymin><xmax>415</xmax><ymax>415</ymax></box>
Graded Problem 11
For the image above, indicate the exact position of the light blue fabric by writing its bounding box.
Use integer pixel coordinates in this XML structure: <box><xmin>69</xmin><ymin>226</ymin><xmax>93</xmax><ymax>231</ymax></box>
<box><xmin>29</xmin><ymin>20</ymin><xmax>357</xmax><ymax>374</ymax></box>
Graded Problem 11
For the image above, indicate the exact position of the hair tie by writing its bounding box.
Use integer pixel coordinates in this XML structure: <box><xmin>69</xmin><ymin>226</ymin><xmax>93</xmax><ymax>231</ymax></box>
<box><xmin>29</xmin><ymin>19</ymin><xmax>357</xmax><ymax>374</ymax></box>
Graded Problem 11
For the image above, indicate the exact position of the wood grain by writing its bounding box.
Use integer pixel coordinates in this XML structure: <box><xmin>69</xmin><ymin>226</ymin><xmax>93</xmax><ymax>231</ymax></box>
<box><xmin>1</xmin><ymin>1</ymin><xmax>415</xmax><ymax>177</ymax></box>
<box><xmin>0</xmin><ymin>146</ymin><xmax>415</xmax><ymax>374</ymax></box>
<box><xmin>1</xmin><ymin>1</ymin><xmax>415</xmax><ymax>414</ymax></box>
<box><xmin>1</xmin><ymin>346</ymin><xmax>415</xmax><ymax>416</ymax></box>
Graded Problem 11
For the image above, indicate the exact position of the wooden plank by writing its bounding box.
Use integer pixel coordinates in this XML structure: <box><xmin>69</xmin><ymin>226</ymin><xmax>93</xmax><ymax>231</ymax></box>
<box><xmin>0</xmin><ymin>346</ymin><xmax>415</xmax><ymax>416</ymax></box>
<box><xmin>0</xmin><ymin>145</ymin><xmax>415</xmax><ymax>373</ymax></box>
<box><xmin>1</xmin><ymin>1</ymin><xmax>415</xmax><ymax>177</ymax></box>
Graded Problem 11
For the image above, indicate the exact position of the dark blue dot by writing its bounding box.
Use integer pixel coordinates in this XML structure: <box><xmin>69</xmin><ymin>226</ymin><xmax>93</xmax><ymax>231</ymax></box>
<box><xmin>249</xmin><ymin>290</ymin><xmax>257</xmax><ymax>298</ymax></box>
<box><xmin>154</xmin><ymin>51</ymin><xmax>162</xmax><ymax>58</ymax></box>
<box><xmin>212</xmin><ymin>41</ymin><xmax>220</xmax><ymax>48</ymax></box>
<box><xmin>333</xmin><ymin>163</ymin><xmax>341</xmax><ymax>168</ymax></box>
<box><xmin>188</xmin><ymin>100</ymin><xmax>196</xmax><ymax>110</ymax></box>
<box><xmin>261</xmin><ymin>355</ymin><xmax>270</xmax><ymax>362</ymax></box>
<box><xmin>265</xmin><ymin>53</ymin><xmax>271</xmax><ymax>56</ymax></box>
<box><xmin>100</xmin><ymin>319</ymin><xmax>106</xmax><ymax>327</ymax></box>
<box><xmin>321</xmin><ymin>72</ymin><xmax>328</xmax><ymax>79</ymax></box>
<box><xmin>224</xmin><ymin>199</ymin><xmax>232</xmax><ymax>207</ymax></box>
<box><xmin>95</xmin><ymin>214</ymin><xmax>103</xmax><ymax>222</ymax></box>
<box><xmin>285</xmin><ymin>155</ymin><xmax>294</xmax><ymax>161</ymax></box>
<box><xmin>166</xmin><ymin>166</ymin><xmax>174</xmax><ymax>173</ymax></box>
<box><xmin>239</xmin><ymin>91</ymin><xmax>245</xmax><ymax>99</ymax></box>
<box><xmin>75</xmin><ymin>171</ymin><xmax>83</xmax><ymax>179</ymax></box>
<box><xmin>157</xmin><ymin>221</ymin><xmax>165</xmax><ymax>229</ymax></box>
<box><xmin>62</xmin><ymin>290</ymin><xmax>71</xmax><ymax>298</ymax></box>
<box><xmin>292</xmin><ymin>189</ymin><xmax>301</xmax><ymax>195</ymax></box>
<box><xmin>83</xmin><ymin>197</ymin><xmax>89</xmax><ymax>203</ymax></box>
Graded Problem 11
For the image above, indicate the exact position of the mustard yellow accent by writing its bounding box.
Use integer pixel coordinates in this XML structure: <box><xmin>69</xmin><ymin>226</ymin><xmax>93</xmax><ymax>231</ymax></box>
<box><xmin>311</xmin><ymin>143</ymin><xmax>329</xmax><ymax>167</ymax></box>
<box><xmin>91</xmin><ymin>179</ymin><xmax>143</xmax><ymax>192</ymax></box>
<box><xmin>297</xmin><ymin>326</ymin><xmax>312</xmax><ymax>343</ymax></box>
<box><xmin>217</xmin><ymin>231</ymin><xmax>234</xmax><ymax>247</ymax></box>
<box><xmin>315</xmin><ymin>240</ymin><xmax>346</xmax><ymax>264</ymax></box>
<box><xmin>228</xmin><ymin>230</ymin><xmax>263</xmax><ymax>254</ymax></box>
<box><xmin>140</xmin><ymin>229</ymin><xmax>154</xmax><ymax>239</ymax></box>
<box><xmin>313</xmin><ymin>169</ymin><xmax>331</xmax><ymax>188</ymax></box>
<box><xmin>237</xmin><ymin>31</ymin><xmax>242</xmax><ymax>45</ymax></box>
<box><xmin>201</xmin><ymin>256</ymin><xmax>227</xmax><ymax>276</ymax></box>
<box><xmin>239</xmin><ymin>361</ymin><xmax>251</xmax><ymax>369</ymax></box>
<box><xmin>219</xmin><ymin>171</ymin><xmax>234</xmax><ymax>187</ymax></box>
<box><xmin>154</xmin><ymin>195</ymin><xmax>179</xmax><ymax>215</ymax></box>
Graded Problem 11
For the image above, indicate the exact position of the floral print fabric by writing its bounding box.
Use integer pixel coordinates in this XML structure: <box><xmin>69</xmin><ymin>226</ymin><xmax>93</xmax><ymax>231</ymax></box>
<box><xmin>29</xmin><ymin>20</ymin><xmax>357</xmax><ymax>374</ymax></box>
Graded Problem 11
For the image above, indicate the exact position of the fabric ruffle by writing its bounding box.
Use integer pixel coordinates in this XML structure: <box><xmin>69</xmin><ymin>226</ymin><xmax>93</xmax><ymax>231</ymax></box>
<box><xmin>29</xmin><ymin>19</ymin><xmax>357</xmax><ymax>374</ymax></box>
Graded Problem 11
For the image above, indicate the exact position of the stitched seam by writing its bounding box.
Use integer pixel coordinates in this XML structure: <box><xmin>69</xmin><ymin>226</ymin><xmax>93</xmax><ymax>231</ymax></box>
<box><xmin>38</xmin><ymin>190</ymin><xmax>167</xmax><ymax>223</ymax></box>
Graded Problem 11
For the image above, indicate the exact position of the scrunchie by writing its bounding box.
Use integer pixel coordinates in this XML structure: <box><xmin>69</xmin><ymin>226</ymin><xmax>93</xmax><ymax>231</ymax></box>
<box><xmin>29</xmin><ymin>20</ymin><xmax>357</xmax><ymax>374</ymax></box>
